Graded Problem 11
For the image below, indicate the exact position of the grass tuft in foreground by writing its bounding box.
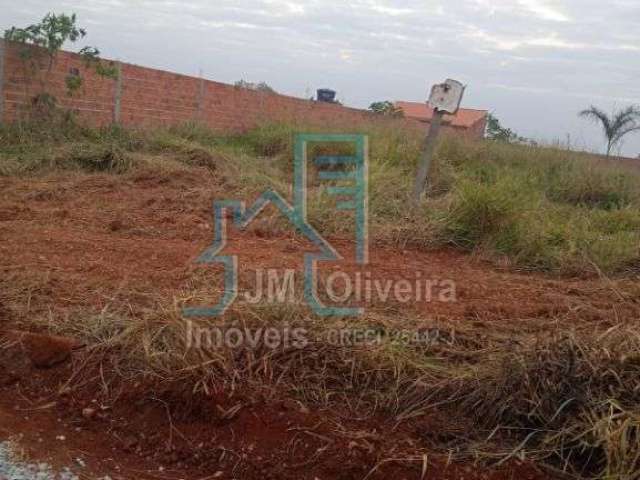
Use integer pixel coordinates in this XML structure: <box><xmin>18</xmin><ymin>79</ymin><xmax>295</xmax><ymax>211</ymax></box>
<box><xmin>463</xmin><ymin>328</ymin><xmax>640</xmax><ymax>479</ymax></box>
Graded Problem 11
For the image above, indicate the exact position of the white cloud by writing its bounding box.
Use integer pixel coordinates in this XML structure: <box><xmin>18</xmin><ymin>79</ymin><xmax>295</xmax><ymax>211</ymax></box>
<box><xmin>471</xmin><ymin>0</ymin><xmax>570</xmax><ymax>22</ymax></box>
<box><xmin>463</xmin><ymin>27</ymin><xmax>582</xmax><ymax>51</ymax></box>
<box><xmin>527</xmin><ymin>35</ymin><xmax>583</xmax><ymax>48</ymax></box>
<box><xmin>369</xmin><ymin>4</ymin><xmax>414</xmax><ymax>16</ymax></box>
<box><xmin>339</xmin><ymin>49</ymin><xmax>354</xmax><ymax>61</ymax></box>
<box><xmin>464</xmin><ymin>28</ymin><xmax>521</xmax><ymax>50</ymax></box>
<box><xmin>199</xmin><ymin>20</ymin><xmax>267</xmax><ymax>30</ymax></box>
<box><xmin>262</xmin><ymin>0</ymin><xmax>307</xmax><ymax>16</ymax></box>
<box><xmin>517</xmin><ymin>0</ymin><xmax>571</xmax><ymax>22</ymax></box>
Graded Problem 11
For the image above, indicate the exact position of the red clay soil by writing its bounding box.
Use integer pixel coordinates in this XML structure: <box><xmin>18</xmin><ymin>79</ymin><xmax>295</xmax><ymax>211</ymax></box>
<box><xmin>1</xmin><ymin>168</ymin><xmax>638</xmax><ymax>479</ymax></box>
<box><xmin>0</xmin><ymin>169</ymin><xmax>635</xmax><ymax>327</ymax></box>
<box><xmin>0</xmin><ymin>334</ymin><xmax>546</xmax><ymax>480</ymax></box>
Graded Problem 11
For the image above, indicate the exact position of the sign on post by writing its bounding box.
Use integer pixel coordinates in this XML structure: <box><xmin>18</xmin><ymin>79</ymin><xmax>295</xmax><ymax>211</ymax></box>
<box><xmin>413</xmin><ymin>79</ymin><xmax>465</xmax><ymax>204</ymax></box>
<box><xmin>428</xmin><ymin>79</ymin><xmax>465</xmax><ymax>114</ymax></box>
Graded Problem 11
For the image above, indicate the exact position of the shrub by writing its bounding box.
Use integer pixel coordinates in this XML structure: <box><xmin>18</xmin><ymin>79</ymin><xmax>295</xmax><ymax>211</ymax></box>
<box><xmin>238</xmin><ymin>122</ymin><xmax>294</xmax><ymax>157</ymax></box>
<box><xmin>544</xmin><ymin>162</ymin><xmax>636</xmax><ymax>210</ymax></box>
<box><xmin>443</xmin><ymin>178</ymin><xmax>528</xmax><ymax>250</ymax></box>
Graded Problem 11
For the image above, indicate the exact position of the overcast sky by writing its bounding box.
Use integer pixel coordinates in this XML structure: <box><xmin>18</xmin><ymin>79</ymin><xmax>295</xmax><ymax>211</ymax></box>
<box><xmin>2</xmin><ymin>0</ymin><xmax>640</xmax><ymax>156</ymax></box>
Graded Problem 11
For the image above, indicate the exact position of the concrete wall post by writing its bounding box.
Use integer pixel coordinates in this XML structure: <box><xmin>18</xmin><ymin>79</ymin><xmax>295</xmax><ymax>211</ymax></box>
<box><xmin>197</xmin><ymin>73</ymin><xmax>205</xmax><ymax>121</ymax></box>
<box><xmin>113</xmin><ymin>62</ymin><xmax>123</xmax><ymax>124</ymax></box>
<box><xmin>0</xmin><ymin>39</ymin><xmax>6</xmax><ymax>124</ymax></box>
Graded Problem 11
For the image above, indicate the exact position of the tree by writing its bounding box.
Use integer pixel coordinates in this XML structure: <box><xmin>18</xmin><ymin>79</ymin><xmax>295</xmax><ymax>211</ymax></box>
<box><xmin>579</xmin><ymin>105</ymin><xmax>640</xmax><ymax>156</ymax></box>
<box><xmin>485</xmin><ymin>113</ymin><xmax>536</xmax><ymax>145</ymax></box>
<box><xmin>368</xmin><ymin>101</ymin><xmax>403</xmax><ymax>117</ymax></box>
<box><xmin>485</xmin><ymin>113</ymin><xmax>517</xmax><ymax>142</ymax></box>
<box><xmin>4</xmin><ymin>13</ymin><xmax>117</xmax><ymax>116</ymax></box>
<box><xmin>234</xmin><ymin>80</ymin><xmax>276</xmax><ymax>93</ymax></box>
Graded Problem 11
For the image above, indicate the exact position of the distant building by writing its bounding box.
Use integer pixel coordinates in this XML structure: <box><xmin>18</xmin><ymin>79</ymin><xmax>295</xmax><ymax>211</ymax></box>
<box><xmin>395</xmin><ymin>101</ymin><xmax>488</xmax><ymax>140</ymax></box>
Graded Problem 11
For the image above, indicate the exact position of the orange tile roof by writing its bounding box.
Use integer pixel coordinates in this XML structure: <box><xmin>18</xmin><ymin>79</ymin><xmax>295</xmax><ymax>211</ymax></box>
<box><xmin>395</xmin><ymin>101</ymin><xmax>487</xmax><ymax>128</ymax></box>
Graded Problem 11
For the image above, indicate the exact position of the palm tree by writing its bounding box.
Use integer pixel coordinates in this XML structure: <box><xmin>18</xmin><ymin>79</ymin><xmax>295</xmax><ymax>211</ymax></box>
<box><xmin>579</xmin><ymin>105</ymin><xmax>640</xmax><ymax>156</ymax></box>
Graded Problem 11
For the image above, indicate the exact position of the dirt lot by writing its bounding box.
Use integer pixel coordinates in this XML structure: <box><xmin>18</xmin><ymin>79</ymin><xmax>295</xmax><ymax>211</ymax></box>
<box><xmin>1</xmin><ymin>168</ymin><xmax>638</xmax><ymax>479</ymax></box>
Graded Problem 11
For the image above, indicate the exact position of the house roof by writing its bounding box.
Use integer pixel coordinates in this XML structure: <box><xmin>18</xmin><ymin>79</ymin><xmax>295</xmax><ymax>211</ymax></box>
<box><xmin>395</xmin><ymin>101</ymin><xmax>488</xmax><ymax>128</ymax></box>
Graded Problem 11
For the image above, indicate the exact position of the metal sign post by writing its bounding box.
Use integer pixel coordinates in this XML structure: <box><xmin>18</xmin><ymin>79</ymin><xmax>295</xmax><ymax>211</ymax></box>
<box><xmin>413</xmin><ymin>79</ymin><xmax>465</xmax><ymax>205</ymax></box>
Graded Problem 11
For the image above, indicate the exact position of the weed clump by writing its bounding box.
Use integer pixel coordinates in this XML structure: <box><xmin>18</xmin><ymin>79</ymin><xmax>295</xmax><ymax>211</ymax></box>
<box><xmin>463</xmin><ymin>329</ymin><xmax>640</xmax><ymax>479</ymax></box>
<box><xmin>427</xmin><ymin>138</ymin><xmax>640</xmax><ymax>274</ymax></box>
<box><xmin>443</xmin><ymin>178</ymin><xmax>526</xmax><ymax>250</ymax></box>
<box><xmin>68</xmin><ymin>143</ymin><xmax>133</xmax><ymax>173</ymax></box>
<box><xmin>238</xmin><ymin>122</ymin><xmax>293</xmax><ymax>157</ymax></box>
<box><xmin>544</xmin><ymin>162</ymin><xmax>636</xmax><ymax>210</ymax></box>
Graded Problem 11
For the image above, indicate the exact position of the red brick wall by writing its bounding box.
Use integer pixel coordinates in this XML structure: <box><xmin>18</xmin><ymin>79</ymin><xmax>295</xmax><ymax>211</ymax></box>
<box><xmin>0</xmin><ymin>40</ymin><xmax>482</xmax><ymax>139</ymax></box>
<box><xmin>2</xmin><ymin>40</ymin><xmax>116</xmax><ymax>125</ymax></box>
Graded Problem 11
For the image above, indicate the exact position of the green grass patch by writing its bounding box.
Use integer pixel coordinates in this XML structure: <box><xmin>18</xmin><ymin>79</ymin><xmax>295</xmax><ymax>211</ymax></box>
<box><xmin>1</xmin><ymin>119</ymin><xmax>638</xmax><ymax>275</ymax></box>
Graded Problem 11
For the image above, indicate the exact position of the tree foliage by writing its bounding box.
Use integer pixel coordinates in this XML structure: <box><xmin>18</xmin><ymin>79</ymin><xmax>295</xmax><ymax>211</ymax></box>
<box><xmin>4</xmin><ymin>12</ymin><xmax>117</xmax><ymax>114</ymax></box>
<box><xmin>485</xmin><ymin>113</ymin><xmax>536</xmax><ymax>145</ymax></box>
<box><xmin>5</xmin><ymin>13</ymin><xmax>86</xmax><ymax>58</ymax></box>
<box><xmin>579</xmin><ymin>105</ymin><xmax>640</xmax><ymax>156</ymax></box>
<box><xmin>368</xmin><ymin>101</ymin><xmax>404</xmax><ymax>117</ymax></box>
<box><xmin>234</xmin><ymin>80</ymin><xmax>276</xmax><ymax>93</ymax></box>
<box><xmin>485</xmin><ymin>113</ymin><xmax>518</xmax><ymax>142</ymax></box>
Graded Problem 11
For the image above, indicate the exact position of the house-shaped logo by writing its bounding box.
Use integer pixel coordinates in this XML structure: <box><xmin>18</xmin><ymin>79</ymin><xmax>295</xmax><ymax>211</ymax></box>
<box><xmin>182</xmin><ymin>134</ymin><xmax>369</xmax><ymax>317</ymax></box>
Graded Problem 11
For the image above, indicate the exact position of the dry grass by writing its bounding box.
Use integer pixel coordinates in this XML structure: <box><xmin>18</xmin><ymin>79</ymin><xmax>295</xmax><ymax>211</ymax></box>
<box><xmin>3</xmin><ymin>249</ymin><xmax>640</xmax><ymax>478</ymax></box>
<box><xmin>2</xmin><ymin>118</ymin><xmax>640</xmax><ymax>478</ymax></box>
<box><xmin>27</xmin><ymin>298</ymin><xmax>462</xmax><ymax>414</ymax></box>
<box><xmin>15</xmin><ymin>283</ymin><xmax>639</xmax><ymax>478</ymax></box>
<box><xmin>460</xmin><ymin>327</ymin><xmax>640</xmax><ymax>479</ymax></box>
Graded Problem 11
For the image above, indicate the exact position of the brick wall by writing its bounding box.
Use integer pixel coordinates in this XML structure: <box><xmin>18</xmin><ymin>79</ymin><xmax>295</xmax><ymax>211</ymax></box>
<box><xmin>1</xmin><ymin>40</ymin><xmax>116</xmax><ymax>125</ymax></box>
<box><xmin>0</xmin><ymin>40</ymin><xmax>482</xmax><ymax>139</ymax></box>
